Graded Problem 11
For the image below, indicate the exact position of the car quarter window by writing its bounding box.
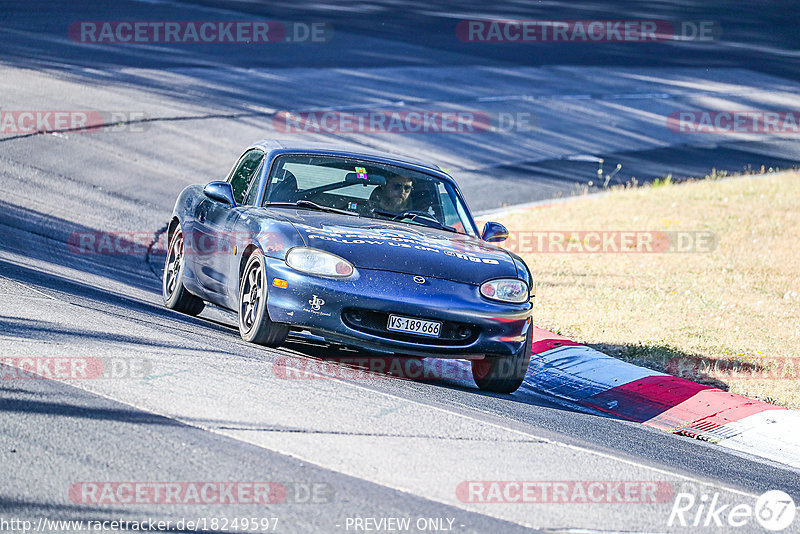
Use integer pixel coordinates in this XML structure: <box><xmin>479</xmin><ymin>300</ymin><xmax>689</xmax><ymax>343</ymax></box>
<box><xmin>228</xmin><ymin>150</ymin><xmax>264</xmax><ymax>205</ymax></box>
<box><xmin>242</xmin><ymin>158</ymin><xmax>265</xmax><ymax>206</ymax></box>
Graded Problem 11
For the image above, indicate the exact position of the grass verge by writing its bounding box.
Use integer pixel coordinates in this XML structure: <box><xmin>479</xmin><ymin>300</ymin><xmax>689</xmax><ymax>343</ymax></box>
<box><xmin>496</xmin><ymin>170</ymin><xmax>800</xmax><ymax>408</ymax></box>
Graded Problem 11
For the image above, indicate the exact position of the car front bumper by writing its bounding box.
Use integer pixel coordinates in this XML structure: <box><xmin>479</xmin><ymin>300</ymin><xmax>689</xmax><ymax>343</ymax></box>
<box><xmin>265</xmin><ymin>259</ymin><xmax>533</xmax><ymax>359</ymax></box>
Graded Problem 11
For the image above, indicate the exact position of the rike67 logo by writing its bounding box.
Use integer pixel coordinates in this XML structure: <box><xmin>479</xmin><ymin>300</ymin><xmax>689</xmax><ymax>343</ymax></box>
<box><xmin>669</xmin><ymin>489</ymin><xmax>796</xmax><ymax>531</ymax></box>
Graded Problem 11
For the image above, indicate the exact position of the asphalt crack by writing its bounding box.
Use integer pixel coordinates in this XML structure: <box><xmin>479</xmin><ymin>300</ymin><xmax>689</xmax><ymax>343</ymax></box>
<box><xmin>145</xmin><ymin>223</ymin><xmax>170</xmax><ymax>278</ymax></box>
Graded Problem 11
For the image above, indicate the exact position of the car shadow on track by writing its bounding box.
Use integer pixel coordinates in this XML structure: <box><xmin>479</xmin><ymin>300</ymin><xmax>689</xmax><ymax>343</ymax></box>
<box><xmin>0</xmin><ymin>257</ymin><xmax>238</xmax><ymax>350</ymax></box>
<box><xmin>0</xmin><ymin>200</ymin><xmax>163</xmax><ymax>296</ymax></box>
<box><xmin>0</xmin><ymin>394</ymin><xmax>184</xmax><ymax>427</ymax></box>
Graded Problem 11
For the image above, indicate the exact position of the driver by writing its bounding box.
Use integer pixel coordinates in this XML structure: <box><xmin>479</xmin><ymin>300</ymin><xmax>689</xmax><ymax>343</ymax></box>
<box><xmin>369</xmin><ymin>175</ymin><xmax>414</xmax><ymax>213</ymax></box>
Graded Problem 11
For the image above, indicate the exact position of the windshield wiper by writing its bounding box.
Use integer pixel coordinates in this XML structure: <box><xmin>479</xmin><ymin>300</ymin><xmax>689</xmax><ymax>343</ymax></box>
<box><xmin>371</xmin><ymin>209</ymin><xmax>459</xmax><ymax>233</ymax></box>
<box><xmin>264</xmin><ymin>200</ymin><xmax>358</xmax><ymax>217</ymax></box>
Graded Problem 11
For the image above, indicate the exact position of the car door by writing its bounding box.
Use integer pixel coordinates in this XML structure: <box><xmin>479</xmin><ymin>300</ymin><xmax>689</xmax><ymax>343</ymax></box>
<box><xmin>193</xmin><ymin>149</ymin><xmax>265</xmax><ymax>302</ymax></box>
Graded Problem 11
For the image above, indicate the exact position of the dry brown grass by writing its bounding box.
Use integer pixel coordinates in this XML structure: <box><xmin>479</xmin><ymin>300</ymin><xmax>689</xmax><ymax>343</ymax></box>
<box><xmin>495</xmin><ymin>171</ymin><xmax>800</xmax><ymax>407</ymax></box>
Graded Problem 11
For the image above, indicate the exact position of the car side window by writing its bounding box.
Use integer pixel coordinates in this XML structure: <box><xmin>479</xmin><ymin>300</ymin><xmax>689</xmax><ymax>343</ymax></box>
<box><xmin>228</xmin><ymin>150</ymin><xmax>264</xmax><ymax>205</ymax></box>
<box><xmin>242</xmin><ymin>159</ymin><xmax>265</xmax><ymax>206</ymax></box>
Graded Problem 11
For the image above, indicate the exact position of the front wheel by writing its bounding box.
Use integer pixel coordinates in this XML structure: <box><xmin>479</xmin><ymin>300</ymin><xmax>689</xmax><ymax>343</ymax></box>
<box><xmin>238</xmin><ymin>251</ymin><xmax>289</xmax><ymax>347</ymax></box>
<box><xmin>163</xmin><ymin>226</ymin><xmax>205</xmax><ymax>316</ymax></box>
<box><xmin>472</xmin><ymin>325</ymin><xmax>532</xmax><ymax>393</ymax></box>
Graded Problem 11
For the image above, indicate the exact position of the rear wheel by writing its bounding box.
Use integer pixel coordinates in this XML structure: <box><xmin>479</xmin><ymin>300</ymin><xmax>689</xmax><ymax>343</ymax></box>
<box><xmin>472</xmin><ymin>325</ymin><xmax>532</xmax><ymax>393</ymax></box>
<box><xmin>239</xmin><ymin>251</ymin><xmax>289</xmax><ymax>347</ymax></box>
<box><xmin>162</xmin><ymin>226</ymin><xmax>205</xmax><ymax>316</ymax></box>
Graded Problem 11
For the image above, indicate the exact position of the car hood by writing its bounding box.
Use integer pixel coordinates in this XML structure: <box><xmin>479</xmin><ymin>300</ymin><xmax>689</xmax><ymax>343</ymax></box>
<box><xmin>266</xmin><ymin>209</ymin><xmax>519</xmax><ymax>285</ymax></box>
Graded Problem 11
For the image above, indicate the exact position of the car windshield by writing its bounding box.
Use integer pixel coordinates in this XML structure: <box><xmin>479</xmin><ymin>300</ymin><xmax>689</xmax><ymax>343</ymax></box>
<box><xmin>262</xmin><ymin>154</ymin><xmax>478</xmax><ymax>236</ymax></box>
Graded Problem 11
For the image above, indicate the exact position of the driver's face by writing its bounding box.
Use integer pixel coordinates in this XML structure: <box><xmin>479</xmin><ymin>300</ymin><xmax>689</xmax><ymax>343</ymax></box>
<box><xmin>386</xmin><ymin>178</ymin><xmax>413</xmax><ymax>206</ymax></box>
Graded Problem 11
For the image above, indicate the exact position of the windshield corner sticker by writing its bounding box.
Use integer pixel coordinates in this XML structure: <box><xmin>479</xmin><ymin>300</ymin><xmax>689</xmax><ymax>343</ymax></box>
<box><xmin>355</xmin><ymin>166</ymin><xmax>368</xmax><ymax>180</ymax></box>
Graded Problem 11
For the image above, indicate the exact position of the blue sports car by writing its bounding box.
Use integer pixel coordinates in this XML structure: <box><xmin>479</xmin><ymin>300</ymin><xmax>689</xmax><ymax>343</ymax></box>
<box><xmin>163</xmin><ymin>140</ymin><xmax>534</xmax><ymax>392</ymax></box>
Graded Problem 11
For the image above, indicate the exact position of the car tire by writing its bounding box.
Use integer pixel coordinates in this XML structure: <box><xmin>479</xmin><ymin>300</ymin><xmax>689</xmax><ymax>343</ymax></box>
<box><xmin>471</xmin><ymin>324</ymin><xmax>532</xmax><ymax>393</ymax></box>
<box><xmin>239</xmin><ymin>250</ymin><xmax>289</xmax><ymax>347</ymax></box>
<box><xmin>163</xmin><ymin>226</ymin><xmax>205</xmax><ymax>316</ymax></box>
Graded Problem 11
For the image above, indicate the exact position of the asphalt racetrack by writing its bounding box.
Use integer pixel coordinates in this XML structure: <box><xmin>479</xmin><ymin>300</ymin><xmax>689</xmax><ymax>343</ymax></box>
<box><xmin>1</xmin><ymin>1</ymin><xmax>799</xmax><ymax>532</ymax></box>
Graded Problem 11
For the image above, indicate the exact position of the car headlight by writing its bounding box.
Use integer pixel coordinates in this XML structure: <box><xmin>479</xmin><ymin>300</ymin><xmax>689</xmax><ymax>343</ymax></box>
<box><xmin>286</xmin><ymin>247</ymin><xmax>354</xmax><ymax>278</ymax></box>
<box><xmin>480</xmin><ymin>278</ymin><xmax>529</xmax><ymax>304</ymax></box>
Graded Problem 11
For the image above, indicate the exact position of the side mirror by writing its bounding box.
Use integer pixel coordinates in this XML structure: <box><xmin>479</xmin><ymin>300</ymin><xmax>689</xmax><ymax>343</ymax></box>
<box><xmin>203</xmin><ymin>181</ymin><xmax>236</xmax><ymax>206</ymax></box>
<box><xmin>481</xmin><ymin>221</ymin><xmax>508</xmax><ymax>242</ymax></box>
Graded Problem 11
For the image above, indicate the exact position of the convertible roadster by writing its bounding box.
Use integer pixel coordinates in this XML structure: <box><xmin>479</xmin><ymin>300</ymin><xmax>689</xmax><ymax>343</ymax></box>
<box><xmin>163</xmin><ymin>140</ymin><xmax>534</xmax><ymax>392</ymax></box>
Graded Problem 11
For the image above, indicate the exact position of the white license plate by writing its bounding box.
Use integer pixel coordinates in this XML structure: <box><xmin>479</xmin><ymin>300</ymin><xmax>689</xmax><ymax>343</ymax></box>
<box><xmin>387</xmin><ymin>314</ymin><xmax>442</xmax><ymax>337</ymax></box>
